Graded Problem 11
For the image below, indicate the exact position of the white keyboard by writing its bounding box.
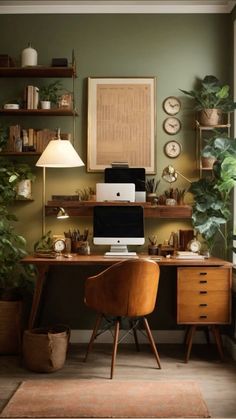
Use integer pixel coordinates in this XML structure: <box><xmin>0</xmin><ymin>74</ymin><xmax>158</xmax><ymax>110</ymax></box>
<box><xmin>104</xmin><ymin>252</ymin><xmax>138</xmax><ymax>258</ymax></box>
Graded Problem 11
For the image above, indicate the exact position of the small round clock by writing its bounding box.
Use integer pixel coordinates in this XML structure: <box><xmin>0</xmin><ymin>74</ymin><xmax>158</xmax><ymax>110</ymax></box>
<box><xmin>53</xmin><ymin>238</ymin><xmax>66</xmax><ymax>254</ymax></box>
<box><xmin>163</xmin><ymin>117</ymin><xmax>181</xmax><ymax>135</ymax></box>
<box><xmin>163</xmin><ymin>96</ymin><xmax>181</xmax><ymax>115</ymax></box>
<box><xmin>187</xmin><ymin>237</ymin><xmax>201</xmax><ymax>253</ymax></box>
<box><xmin>164</xmin><ymin>140</ymin><xmax>182</xmax><ymax>158</ymax></box>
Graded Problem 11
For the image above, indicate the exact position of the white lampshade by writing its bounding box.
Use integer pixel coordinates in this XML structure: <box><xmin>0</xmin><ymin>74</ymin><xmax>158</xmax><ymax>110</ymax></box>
<box><xmin>36</xmin><ymin>139</ymin><xmax>84</xmax><ymax>168</ymax></box>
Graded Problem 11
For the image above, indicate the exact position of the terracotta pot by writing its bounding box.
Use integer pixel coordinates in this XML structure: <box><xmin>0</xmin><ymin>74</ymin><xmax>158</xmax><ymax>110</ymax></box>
<box><xmin>199</xmin><ymin>108</ymin><xmax>222</xmax><ymax>126</ymax></box>
<box><xmin>201</xmin><ymin>156</ymin><xmax>216</xmax><ymax>169</ymax></box>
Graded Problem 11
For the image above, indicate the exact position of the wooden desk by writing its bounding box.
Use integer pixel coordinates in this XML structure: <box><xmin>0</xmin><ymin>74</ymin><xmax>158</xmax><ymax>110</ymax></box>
<box><xmin>22</xmin><ymin>254</ymin><xmax>232</xmax><ymax>331</ymax></box>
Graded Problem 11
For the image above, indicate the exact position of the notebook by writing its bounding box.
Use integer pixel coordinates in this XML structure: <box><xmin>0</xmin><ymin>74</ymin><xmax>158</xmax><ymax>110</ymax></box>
<box><xmin>96</xmin><ymin>183</ymin><xmax>135</xmax><ymax>202</ymax></box>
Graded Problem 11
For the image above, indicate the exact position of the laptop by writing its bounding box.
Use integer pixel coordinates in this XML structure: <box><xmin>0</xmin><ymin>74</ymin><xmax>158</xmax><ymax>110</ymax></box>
<box><xmin>104</xmin><ymin>167</ymin><xmax>146</xmax><ymax>203</ymax></box>
<box><xmin>96</xmin><ymin>183</ymin><xmax>135</xmax><ymax>202</ymax></box>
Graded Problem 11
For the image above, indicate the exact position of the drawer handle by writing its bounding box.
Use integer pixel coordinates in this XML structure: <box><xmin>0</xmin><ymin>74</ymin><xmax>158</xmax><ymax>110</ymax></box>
<box><xmin>199</xmin><ymin>272</ymin><xmax>207</xmax><ymax>276</ymax></box>
<box><xmin>199</xmin><ymin>303</ymin><xmax>208</xmax><ymax>307</ymax></box>
<box><xmin>199</xmin><ymin>280</ymin><xmax>207</xmax><ymax>284</ymax></box>
<box><xmin>199</xmin><ymin>315</ymin><xmax>207</xmax><ymax>319</ymax></box>
<box><xmin>199</xmin><ymin>291</ymin><xmax>208</xmax><ymax>294</ymax></box>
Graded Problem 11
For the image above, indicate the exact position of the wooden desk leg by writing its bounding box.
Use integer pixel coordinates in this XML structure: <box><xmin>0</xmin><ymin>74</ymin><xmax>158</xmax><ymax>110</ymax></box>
<box><xmin>185</xmin><ymin>325</ymin><xmax>196</xmax><ymax>363</ymax></box>
<box><xmin>28</xmin><ymin>265</ymin><xmax>49</xmax><ymax>329</ymax></box>
<box><xmin>211</xmin><ymin>325</ymin><xmax>224</xmax><ymax>361</ymax></box>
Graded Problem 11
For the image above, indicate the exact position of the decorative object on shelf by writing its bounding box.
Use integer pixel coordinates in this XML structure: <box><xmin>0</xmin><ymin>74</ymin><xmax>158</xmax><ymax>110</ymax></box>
<box><xmin>75</xmin><ymin>186</ymin><xmax>96</xmax><ymax>201</ymax></box>
<box><xmin>51</xmin><ymin>58</ymin><xmax>68</xmax><ymax>67</ymax></box>
<box><xmin>58</xmin><ymin>92</ymin><xmax>73</xmax><ymax>110</ymax></box>
<box><xmin>187</xmin><ymin>236</ymin><xmax>202</xmax><ymax>253</ymax></box>
<box><xmin>57</xmin><ymin>207</ymin><xmax>69</xmax><ymax>219</ymax></box>
<box><xmin>53</xmin><ymin>238</ymin><xmax>66</xmax><ymax>254</ymax></box>
<box><xmin>0</xmin><ymin>54</ymin><xmax>15</xmax><ymax>67</ymax></box>
<box><xmin>36</xmin><ymin>128</ymin><xmax>84</xmax><ymax>235</ymax></box>
<box><xmin>164</xmin><ymin>140</ymin><xmax>182</xmax><ymax>158</ymax></box>
<box><xmin>39</xmin><ymin>80</ymin><xmax>62</xmax><ymax>109</ymax></box>
<box><xmin>163</xmin><ymin>96</ymin><xmax>181</xmax><ymax>115</ymax></box>
<box><xmin>21</xmin><ymin>43</ymin><xmax>38</xmax><ymax>67</ymax></box>
<box><xmin>179</xmin><ymin>229</ymin><xmax>194</xmax><ymax>251</ymax></box>
<box><xmin>179</xmin><ymin>74</ymin><xmax>236</xmax><ymax>126</ymax></box>
<box><xmin>148</xmin><ymin>236</ymin><xmax>158</xmax><ymax>255</ymax></box>
<box><xmin>145</xmin><ymin>177</ymin><xmax>160</xmax><ymax>204</ymax></box>
<box><xmin>163</xmin><ymin>117</ymin><xmax>181</xmax><ymax>135</ymax></box>
<box><xmin>189</xmin><ymin>135</ymin><xmax>236</xmax><ymax>257</ymax></box>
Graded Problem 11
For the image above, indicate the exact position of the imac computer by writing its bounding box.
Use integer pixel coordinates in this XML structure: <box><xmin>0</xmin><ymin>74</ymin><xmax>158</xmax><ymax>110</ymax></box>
<box><xmin>93</xmin><ymin>205</ymin><xmax>145</xmax><ymax>257</ymax></box>
<box><xmin>104</xmin><ymin>168</ymin><xmax>146</xmax><ymax>202</ymax></box>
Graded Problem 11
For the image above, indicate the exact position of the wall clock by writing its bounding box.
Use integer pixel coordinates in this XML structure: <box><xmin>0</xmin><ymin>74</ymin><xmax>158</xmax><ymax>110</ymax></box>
<box><xmin>163</xmin><ymin>117</ymin><xmax>181</xmax><ymax>135</ymax></box>
<box><xmin>164</xmin><ymin>140</ymin><xmax>182</xmax><ymax>158</ymax></box>
<box><xmin>163</xmin><ymin>96</ymin><xmax>181</xmax><ymax>115</ymax></box>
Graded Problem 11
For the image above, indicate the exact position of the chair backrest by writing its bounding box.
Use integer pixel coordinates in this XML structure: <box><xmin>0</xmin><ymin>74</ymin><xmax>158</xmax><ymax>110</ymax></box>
<box><xmin>84</xmin><ymin>258</ymin><xmax>160</xmax><ymax>317</ymax></box>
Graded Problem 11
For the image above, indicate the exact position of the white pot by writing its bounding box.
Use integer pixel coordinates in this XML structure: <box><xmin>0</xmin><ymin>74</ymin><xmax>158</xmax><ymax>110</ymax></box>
<box><xmin>16</xmin><ymin>179</ymin><xmax>32</xmax><ymax>199</ymax></box>
<box><xmin>40</xmin><ymin>100</ymin><xmax>51</xmax><ymax>109</ymax></box>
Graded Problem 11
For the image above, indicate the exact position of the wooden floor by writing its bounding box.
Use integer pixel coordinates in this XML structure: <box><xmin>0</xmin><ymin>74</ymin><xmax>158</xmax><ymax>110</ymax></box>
<box><xmin>0</xmin><ymin>343</ymin><xmax>236</xmax><ymax>418</ymax></box>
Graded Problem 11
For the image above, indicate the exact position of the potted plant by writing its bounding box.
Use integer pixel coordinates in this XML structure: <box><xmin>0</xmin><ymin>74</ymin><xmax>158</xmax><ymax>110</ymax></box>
<box><xmin>145</xmin><ymin>177</ymin><xmax>160</xmax><ymax>203</ymax></box>
<box><xmin>179</xmin><ymin>75</ymin><xmax>236</xmax><ymax>126</ymax></box>
<box><xmin>39</xmin><ymin>80</ymin><xmax>62</xmax><ymax>109</ymax></box>
<box><xmin>189</xmin><ymin>136</ymin><xmax>236</xmax><ymax>257</ymax></box>
<box><xmin>0</xmin><ymin>158</ymin><xmax>36</xmax><ymax>353</ymax></box>
<box><xmin>0</xmin><ymin>157</ymin><xmax>36</xmax><ymax>201</ymax></box>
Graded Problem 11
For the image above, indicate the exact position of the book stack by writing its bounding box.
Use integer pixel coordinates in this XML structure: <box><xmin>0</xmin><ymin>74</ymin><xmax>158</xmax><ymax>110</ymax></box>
<box><xmin>25</xmin><ymin>85</ymin><xmax>39</xmax><ymax>109</ymax></box>
<box><xmin>175</xmin><ymin>251</ymin><xmax>205</xmax><ymax>260</ymax></box>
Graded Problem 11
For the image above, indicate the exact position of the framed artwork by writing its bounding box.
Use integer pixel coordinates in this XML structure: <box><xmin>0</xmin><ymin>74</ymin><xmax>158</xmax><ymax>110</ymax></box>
<box><xmin>87</xmin><ymin>77</ymin><xmax>156</xmax><ymax>173</ymax></box>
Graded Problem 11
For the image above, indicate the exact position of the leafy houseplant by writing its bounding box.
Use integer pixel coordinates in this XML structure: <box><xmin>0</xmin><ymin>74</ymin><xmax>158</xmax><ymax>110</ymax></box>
<box><xmin>145</xmin><ymin>177</ymin><xmax>160</xmax><ymax>204</ymax></box>
<box><xmin>39</xmin><ymin>80</ymin><xmax>62</xmax><ymax>108</ymax></box>
<box><xmin>189</xmin><ymin>136</ymin><xmax>236</xmax><ymax>257</ymax></box>
<box><xmin>180</xmin><ymin>75</ymin><xmax>236</xmax><ymax>126</ymax></box>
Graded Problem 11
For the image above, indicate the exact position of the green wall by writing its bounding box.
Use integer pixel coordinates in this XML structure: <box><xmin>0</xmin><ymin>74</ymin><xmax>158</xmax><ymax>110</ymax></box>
<box><xmin>0</xmin><ymin>12</ymin><xmax>233</xmax><ymax>252</ymax></box>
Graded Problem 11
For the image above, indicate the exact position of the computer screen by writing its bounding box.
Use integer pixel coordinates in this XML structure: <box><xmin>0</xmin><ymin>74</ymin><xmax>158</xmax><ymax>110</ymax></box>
<box><xmin>104</xmin><ymin>168</ymin><xmax>145</xmax><ymax>191</ymax></box>
<box><xmin>93</xmin><ymin>205</ymin><xmax>145</xmax><ymax>256</ymax></box>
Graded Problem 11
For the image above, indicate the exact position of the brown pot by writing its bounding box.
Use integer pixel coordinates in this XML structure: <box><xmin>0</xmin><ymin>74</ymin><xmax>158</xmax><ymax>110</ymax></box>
<box><xmin>199</xmin><ymin>108</ymin><xmax>222</xmax><ymax>126</ymax></box>
<box><xmin>201</xmin><ymin>156</ymin><xmax>216</xmax><ymax>169</ymax></box>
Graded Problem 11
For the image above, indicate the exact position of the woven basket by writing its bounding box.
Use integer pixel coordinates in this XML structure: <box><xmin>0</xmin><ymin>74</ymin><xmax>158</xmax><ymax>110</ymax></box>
<box><xmin>23</xmin><ymin>325</ymin><xmax>70</xmax><ymax>373</ymax></box>
<box><xmin>0</xmin><ymin>300</ymin><xmax>22</xmax><ymax>354</ymax></box>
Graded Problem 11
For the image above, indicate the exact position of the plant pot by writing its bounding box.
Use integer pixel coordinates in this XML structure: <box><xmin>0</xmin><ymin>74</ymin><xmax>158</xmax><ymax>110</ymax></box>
<box><xmin>16</xmin><ymin>179</ymin><xmax>32</xmax><ymax>199</ymax></box>
<box><xmin>201</xmin><ymin>156</ymin><xmax>216</xmax><ymax>169</ymax></box>
<box><xmin>199</xmin><ymin>108</ymin><xmax>222</xmax><ymax>126</ymax></box>
<box><xmin>40</xmin><ymin>100</ymin><xmax>51</xmax><ymax>109</ymax></box>
<box><xmin>148</xmin><ymin>245</ymin><xmax>158</xmax><ymax>255</ymax></box>
<box><xmin>22</xmin><ymin>325</ymin><xmax>70</xmax><ymax>372</ymax></box>
<box><xmin>0</xmin><ymin>300</ymin><xmax>22</xmax><ymax>354</ymax></box>
<box><xmin>146</xmin><ymin>193</ymin><xmax>158</xmax><ymax>204</ymax></box>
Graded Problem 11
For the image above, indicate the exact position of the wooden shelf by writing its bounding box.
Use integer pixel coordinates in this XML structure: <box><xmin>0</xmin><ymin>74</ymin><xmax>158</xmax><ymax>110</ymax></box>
<box><xmin>0</xmin><ymin>66</ymin><xmax>76</xmax><ymax>78</ymax></box>
<box><xmin>0</xmin><ymin>151</ymin><xmax>40</xmax><ymax>156</ymax></box>
<box><xmin>45</xmin><ymin>201</ymin><xmax>192</xmax><ymax>219</ymax></box>
<box><xmin>0</xmin><ymin>109</ymin><xmax>78</xmax><ymax>116</ymax></box>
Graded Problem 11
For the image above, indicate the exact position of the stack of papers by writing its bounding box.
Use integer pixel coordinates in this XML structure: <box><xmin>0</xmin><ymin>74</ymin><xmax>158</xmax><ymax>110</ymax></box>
<box><xmin>175</xmin><ymin>251</ymin><xmax>205</xmax><ymax>259</ymax></box>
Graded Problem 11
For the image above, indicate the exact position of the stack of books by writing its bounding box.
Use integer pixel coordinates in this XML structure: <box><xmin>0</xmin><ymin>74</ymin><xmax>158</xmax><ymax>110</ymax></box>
<box><xmin>175</xmin><ymin>251</ymin><xmax>205</xmax><ymax>260</ymax></box>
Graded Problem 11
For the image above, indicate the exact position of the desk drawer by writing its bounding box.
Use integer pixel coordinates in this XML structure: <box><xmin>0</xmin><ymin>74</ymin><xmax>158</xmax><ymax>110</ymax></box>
<box><xmin>178</xmin><ymin>268</ymin><xmax>230</xmax><ymax>291</ymax></box>
<box><xmin>177</xmin><ymin>290</ymin><xmax>230</xmax><ymax>323</ymax></box>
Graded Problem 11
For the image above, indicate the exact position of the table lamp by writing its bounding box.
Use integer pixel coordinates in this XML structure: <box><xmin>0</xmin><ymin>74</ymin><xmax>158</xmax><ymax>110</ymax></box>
<box><xmin>36</xmin><ymin>129</ymin><xmax>84</xmax><ymax>234</ymax></box>
<box><xmin>57</xmin><ymin>207</ymin><xmax>69</xmax><ymax>219</ymax></box>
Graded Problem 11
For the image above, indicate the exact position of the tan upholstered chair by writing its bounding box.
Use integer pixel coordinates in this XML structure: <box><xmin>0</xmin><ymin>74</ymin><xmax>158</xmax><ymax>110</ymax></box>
<box><xmin>84</xmin><ymin>258</ymin><xmax>161</xmax><ymax>378</ymax></box>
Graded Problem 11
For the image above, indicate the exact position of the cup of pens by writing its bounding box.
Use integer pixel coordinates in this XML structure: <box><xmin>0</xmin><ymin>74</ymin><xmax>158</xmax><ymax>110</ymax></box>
<box><xmin>65</xmin><ymin>228</ymin><xmax>90</xmax><ymax>255</ymax></box>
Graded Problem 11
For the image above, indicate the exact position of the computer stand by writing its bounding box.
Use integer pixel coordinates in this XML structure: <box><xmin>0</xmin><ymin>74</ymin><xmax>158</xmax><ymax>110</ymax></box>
<box><xmin>104</xmin><ymin>245</ymin><xmax>137</xmax><ymax>257</ymax></box>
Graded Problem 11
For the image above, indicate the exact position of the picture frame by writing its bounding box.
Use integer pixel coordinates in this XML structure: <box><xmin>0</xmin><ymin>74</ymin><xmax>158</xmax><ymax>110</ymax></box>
<box><xmin>87</xmin><ymin>77</ymin><xmax>156</xmax><ymax>173</ymax></box>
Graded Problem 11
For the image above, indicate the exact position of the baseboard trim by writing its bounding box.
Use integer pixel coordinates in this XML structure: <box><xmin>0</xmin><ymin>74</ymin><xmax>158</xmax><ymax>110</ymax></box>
<box><xmin>70</xmin><ymin>329</ymin><xmax>220</xmax><ymax>344</ymax></box>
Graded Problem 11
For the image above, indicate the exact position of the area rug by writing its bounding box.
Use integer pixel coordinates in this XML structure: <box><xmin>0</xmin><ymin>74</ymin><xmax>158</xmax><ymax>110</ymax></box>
<box><xmin>0</xmin><ymin>379</ymin><xmax>210</xmax><ymax>418</ymax></box>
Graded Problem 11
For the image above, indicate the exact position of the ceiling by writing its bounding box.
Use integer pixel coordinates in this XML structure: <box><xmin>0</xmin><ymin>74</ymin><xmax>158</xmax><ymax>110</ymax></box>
<box><xmin>0</xmin><ymin>0</ymin><xmax>235</xmax><ymax>14</ymax></box>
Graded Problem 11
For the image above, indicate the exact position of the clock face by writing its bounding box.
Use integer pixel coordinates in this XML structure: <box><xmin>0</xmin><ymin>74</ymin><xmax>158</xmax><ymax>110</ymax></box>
<box><xmin>164</xmin><ymin>141</ymin><xmax>182</xmax><ymax>158</ymax></box>
<box><xmin>187</xmin><ymin>238</ymin><xmax>201</xmax><ymax>253</ymax></box>
<box><xmin>53</xmin><ymin>239</ymin><xmax>66</xmax><ymax>253</ymax></box>
<box><xmin>163</xmin><ymin>96</ymin><xmax>181</xmax><ymax>115</ymax></box>
<box><xmin>163</xmin><ymin>117</ymin><xmax>181</xmax><ymax>135</ymax></box>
